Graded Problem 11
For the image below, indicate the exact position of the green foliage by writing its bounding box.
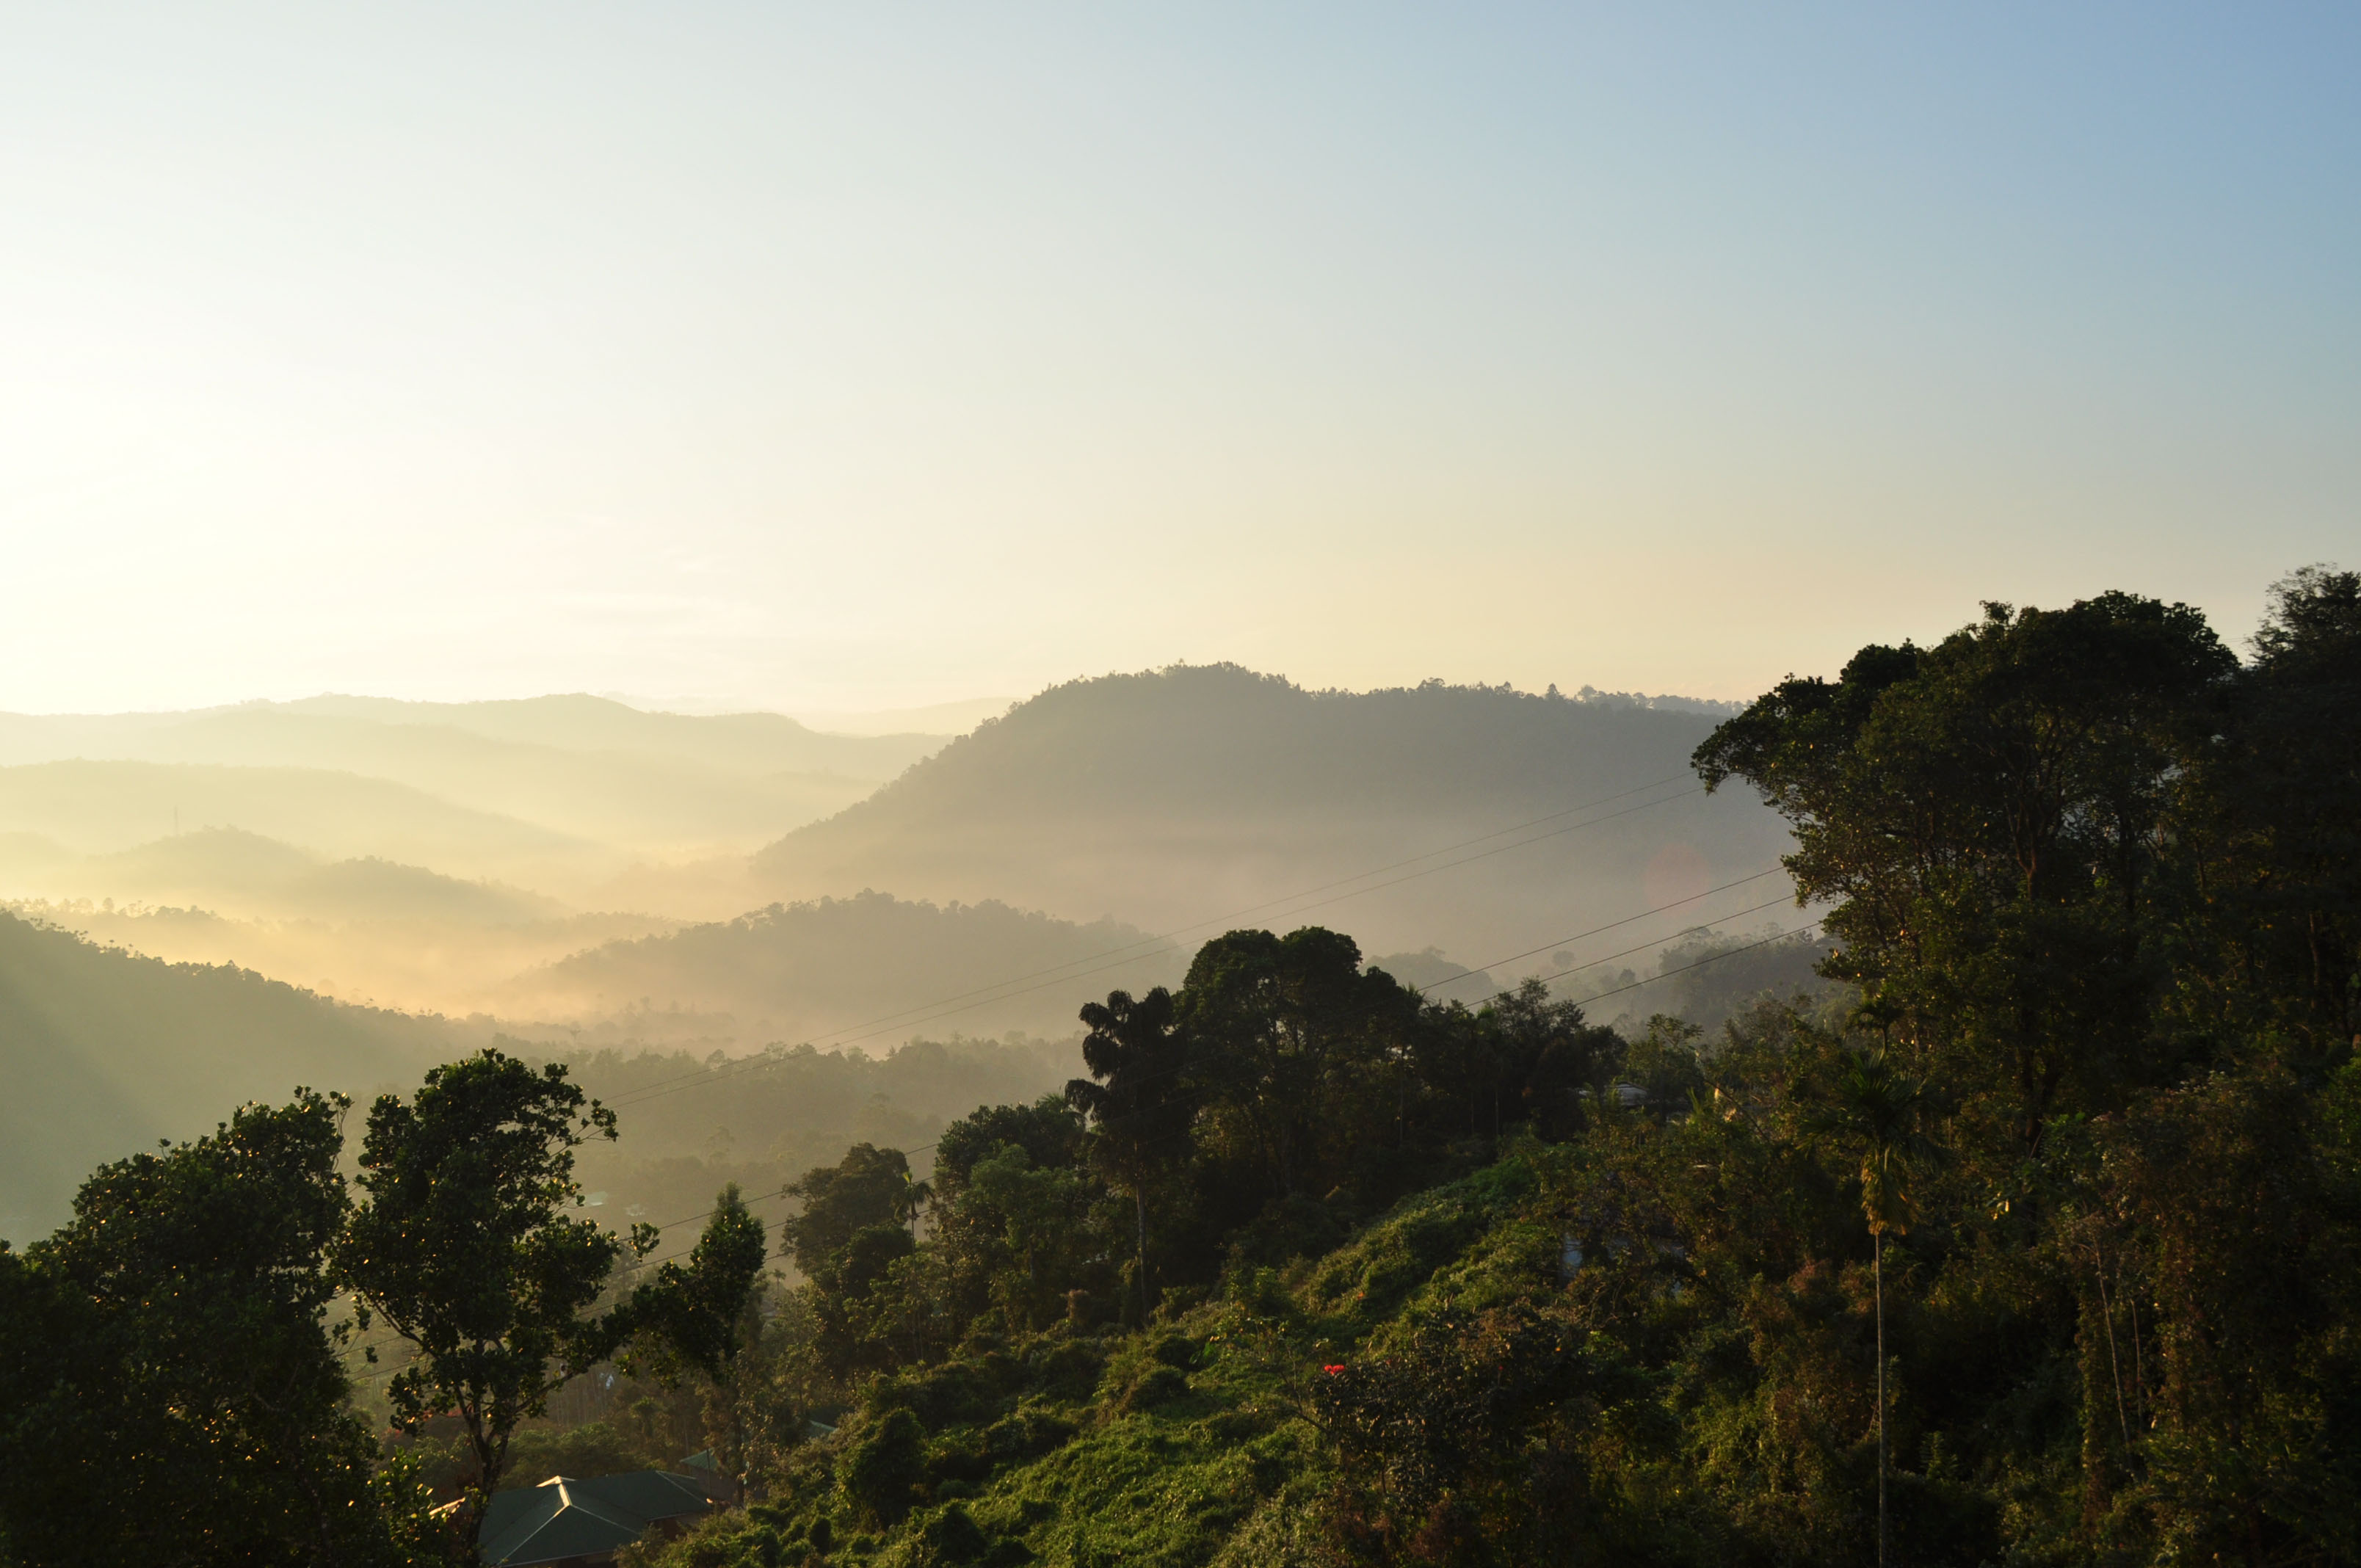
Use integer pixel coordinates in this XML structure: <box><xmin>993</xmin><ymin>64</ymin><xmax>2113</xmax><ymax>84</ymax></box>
<box><xmin>1179</xmin><ymin>927</ymin><xmax>1421</xmax><ymax>1207</ymax></box>
<box><xmin>1067</xmin><ymin>988</ymin><xmax>1188</xmax><ymax>1320</ymax></box>
<box><xmin>841</xmin><ymin>1409</ymin><xmax>929</xmax><ymax>1527</ymax></box>
<box><xmin>628</xmin><ymin>1185</ymin><xmax>772</xmax><ymax>1384</ymax></box>
<box><xmin>0</xmin><ymin>1093</ymin><xmax>435</xmax><ymax>1566</ymax></box>
<box><xmin>631</xmin><ymin>576</ymin><xmax>2361</xmax><ymax>1568</ymax></box>
<box><xmin>786</xmin><ymin>1144</ymin><xmax>922</xmax><ymax>1274</ymax></box>
<box><xmin>337</xmin><ymin>1048</ymin><xmax>641</xmax><ymax>1547</ymax></box>
<box><xmin>21</xmin><ymin>576</ymin><xmax>2361</xmax><ymax>1568</ymax></box>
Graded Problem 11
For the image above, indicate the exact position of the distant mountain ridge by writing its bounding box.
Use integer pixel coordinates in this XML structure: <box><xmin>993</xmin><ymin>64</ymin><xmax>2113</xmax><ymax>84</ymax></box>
<box><xmin>749</xmin><ymin>664</ymin><xmax>1794</xmax><ymax>964</ymax></box>
<box><xmin>0</xmin><ymin>692</ymin><xmax>943</xmax><ymax>776</ymax></box>
<box><xmin>0</xmin><ymin>695</ymin><xmax>949</xmax><ymax>869</ymax></box>
<box><xmin>0</xmin><ymin>759</ymin><xmax>594</xmax><ymax>879</ymax></box>
<box><xmin>22</xmin><ymin>827</ymin><xmax>566</xmax><ymax>926</ymax></box>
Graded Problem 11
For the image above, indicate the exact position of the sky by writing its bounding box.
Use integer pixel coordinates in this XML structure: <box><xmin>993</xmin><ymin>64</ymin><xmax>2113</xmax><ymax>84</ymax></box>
<box><xmin>2</xmin><ymin>2</ymin><xmax>2355</xmax><ymax>715</ymax></box>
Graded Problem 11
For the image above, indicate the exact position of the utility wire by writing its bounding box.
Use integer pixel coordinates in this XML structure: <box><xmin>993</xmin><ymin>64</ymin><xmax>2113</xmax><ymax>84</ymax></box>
<box><xmin>1408</xmin><ymin>867</ymin><xmax>1789</xmax><ymax>997</ymax></box>
<box><xmin>827</xmin><ymin>772</ymin><xmax>1707</xmax><ymax>1038</ymax></box>
<box><xmin>1537</xmin><ymin>918</ymin><xmax>1827</xmax><ymax>1003</ymax></box>
<box><xmin>631</xmin><ymin>1141</ymin><xmax>941</xmax><ymax>1271</ymax></box>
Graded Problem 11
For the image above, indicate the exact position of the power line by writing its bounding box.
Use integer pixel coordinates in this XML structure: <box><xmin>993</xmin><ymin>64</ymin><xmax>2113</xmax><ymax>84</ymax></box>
<box><xmin>1410</xmin><ymin>867</ymin><xmax>1790</xmax><ymax>997</ymax></box>
<box><xmin>348</xmin><ymin>930</ymin><xmax>1832</xmax><ymax>1320</ymax></box>
<box><xmin>1026</xmin><ymin>876</ymin><xmax>1804</xmax><ymax>1106</ymax></box>
<box><xmin>1466</xmin><ymin>891</ymin><xmax>1800</xmax><ymax>1002</ymax></box>
<box><xmin>820</xmin><ymin>771</ymin><xmax>1708</xmax><ymax>1042</ymax></box>
<box><xmin>627</xmin><ymin>1140</ymin><xmax>943</xmax><ymax>1268</ymax></box>
<box><xmin>1539</xmin><ymin>918</ymin><xmax>1827</xmax><ymax>1005</ymax></box>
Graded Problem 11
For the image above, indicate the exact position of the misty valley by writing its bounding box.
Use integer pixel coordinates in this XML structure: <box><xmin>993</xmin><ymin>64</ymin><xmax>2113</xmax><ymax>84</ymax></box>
<box><xmin>5</xmin><ymin>577</ymin><xmax>2358</xmax><ymax>1567</ymax></box>
<box><xmin>0</xmin><ymin>669</ymin><xmax>1796</xmax><ymax>1241</ymax></box>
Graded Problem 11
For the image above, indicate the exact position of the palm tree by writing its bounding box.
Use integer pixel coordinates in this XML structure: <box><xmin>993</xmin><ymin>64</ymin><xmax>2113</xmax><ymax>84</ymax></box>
<box><xmin>1811</xmin><ymin>1045</ymin><xmax>1938</xmax><ymax>1568</ymax></box>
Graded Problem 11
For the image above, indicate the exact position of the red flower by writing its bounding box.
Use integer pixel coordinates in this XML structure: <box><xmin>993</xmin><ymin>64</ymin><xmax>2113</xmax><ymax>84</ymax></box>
<box><xmin>1323</xmin><ymin>1364</ymin><xmax>1347</xmax><ymax>1375</ymax></box>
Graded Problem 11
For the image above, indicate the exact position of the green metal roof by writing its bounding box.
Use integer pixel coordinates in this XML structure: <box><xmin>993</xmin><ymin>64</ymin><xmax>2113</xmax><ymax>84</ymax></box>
<box><xmin>476</xmin><ymin>1470</ymin><xmax>714</xmax><ymax>1565</ymax></box>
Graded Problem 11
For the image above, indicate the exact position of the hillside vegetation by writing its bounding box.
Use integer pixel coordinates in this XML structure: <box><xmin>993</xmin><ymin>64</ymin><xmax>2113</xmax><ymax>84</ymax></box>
<box><xmin>621</xmin><ymin>573</ymin><xmax>2361</xmax><ymax>1568</ymax></box>
<box><xmin>6</xmin><ymin>576</ymin><xmax>2356</xmax><ymax>1566</ymax></box>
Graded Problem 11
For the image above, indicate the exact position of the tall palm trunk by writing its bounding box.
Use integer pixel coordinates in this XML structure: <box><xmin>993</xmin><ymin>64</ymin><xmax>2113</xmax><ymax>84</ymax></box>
<box><xmin>1876</xmin><ymin>1227</ymin><xmax>1887</xmax><ymax>1568</ymax></box>
<box><xmin>1135</xmin><ymin>1184</ymin><xmax>1150</xmax><ymax>1325</ymax></box>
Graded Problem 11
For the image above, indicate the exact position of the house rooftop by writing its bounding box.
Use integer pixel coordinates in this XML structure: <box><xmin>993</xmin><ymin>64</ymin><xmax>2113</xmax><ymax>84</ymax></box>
<box><xmin>474</xmin><ymin>1470</ymin><xmax>715</xmax><ymax>1566</ymax></box>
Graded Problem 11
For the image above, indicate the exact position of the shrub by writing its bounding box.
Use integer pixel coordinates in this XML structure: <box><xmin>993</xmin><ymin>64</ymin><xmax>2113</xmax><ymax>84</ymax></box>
<box><xmin>840</xmin><ymin>1409</ymin><xmax>928</xmax><ymax>1528</ymax></box>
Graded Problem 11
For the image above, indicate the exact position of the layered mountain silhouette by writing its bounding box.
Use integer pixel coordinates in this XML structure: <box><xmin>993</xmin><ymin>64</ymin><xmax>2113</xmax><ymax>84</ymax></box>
<box><xmin>0</xmin><ymin>671</ymin><xmax>1805</xmax><ymax>1246</ymax></box>
<box><xmin>506</xmin><ymin>890</ymin><xmax>1179</xmax><ymax>1047</ymax></box>
<box><xmin>0</xmin><ymin>694</ymin><xmax>949</xmax><ymax>882</ymax></box>
<box><xmin>747</xmin><ymin>665</ymin><xmax>1792</xmax><ymax>965</ymax></box>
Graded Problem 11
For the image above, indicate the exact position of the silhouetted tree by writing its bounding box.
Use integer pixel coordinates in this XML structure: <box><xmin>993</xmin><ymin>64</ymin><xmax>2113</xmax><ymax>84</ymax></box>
<box><xmin>0</xmin><ymin>1092</ymin><xmax>430</xmax><ymax>1567</ymax></box>
<box><xmin>336</xmin><ymin>1050</ymin><xmax>649</xmax><ymax>1552</ymax></box>
<box><xmin>1068</xmin><ymin>987</ymin><xmax>1192</xmax><ymax>1321</ymax></box>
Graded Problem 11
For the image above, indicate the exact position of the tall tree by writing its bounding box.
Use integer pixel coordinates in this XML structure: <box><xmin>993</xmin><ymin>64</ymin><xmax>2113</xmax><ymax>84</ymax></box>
<box><xmin>336</xmin><ymin>1049</ymin><xmax>653</xmax><ymax>1553</ymax></box>
<box><xmin>1697</xmin><ymin>592</ymin><xmax>2236</xmax><ymax>1158</ymax></box>
<box><xmin>1068</xmin><ymin>986</ymin><xmax>1191</xmax><ymax>1321</ymax></box>
<box><xmin>624</xmin><ymin>1184</ymin><xmax>769</xmax><ymax>1501</ymax></box>
<box><xmin>1178</xmin><ymin>927</ymin><xmax>1418</xmax><ymax>1207</ymax></box>
<box><xmin>1807</xmin><ymin>1042</ymin><xmax>1938</xmax><ymax>1568</ymax></box>
<box><xmin>2198</xmin><ymin>566</ymin><xmax>2361</xmax><ymax>1061</ymax></box>
<box><xmin>0</xmin><ymin>1092</ymin><xmax>426</xmax><ymax>1567</ymax></box>
<box><xmin>931</xmin><ymin>1097</ymin><xmax>1088</xmax><ymax>1326</ymax></box>
<box><xmin>780</xmin><ymin>1142</ymin><xmax>925</xmax><ymax>1374</ymax></box>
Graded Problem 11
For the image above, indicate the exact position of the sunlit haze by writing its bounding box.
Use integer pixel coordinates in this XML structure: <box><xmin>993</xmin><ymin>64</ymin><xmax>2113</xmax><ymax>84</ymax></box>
<box><xmin>4</xmin><ymin>3</ymin><xmax>2353</xmax><ymax>713</ymax></box>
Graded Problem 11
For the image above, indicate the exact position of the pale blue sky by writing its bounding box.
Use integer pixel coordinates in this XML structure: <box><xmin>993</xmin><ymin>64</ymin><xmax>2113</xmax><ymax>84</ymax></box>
<box><xmin>2</xmin><ymin>4</ymin><xmax>2354</xmax><ymax>712</ymax></box>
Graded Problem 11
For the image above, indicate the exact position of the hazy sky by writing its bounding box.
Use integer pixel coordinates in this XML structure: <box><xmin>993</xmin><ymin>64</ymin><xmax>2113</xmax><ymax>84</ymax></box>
<box><xmin>3</xmin><ymin>3</ymin><xmax>2354</xmax><ymax>714</ymax></box>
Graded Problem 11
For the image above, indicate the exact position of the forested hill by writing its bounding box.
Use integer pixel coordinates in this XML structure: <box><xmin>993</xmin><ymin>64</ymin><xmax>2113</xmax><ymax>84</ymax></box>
<box><xmin>506</xmin><ymin>890</ymin><xmax>1180</xmax><ymax>1047</ymax></box>
<box><xmin>0</xmin><ymin>910</ymin><xmax>471</xmax><ymax>1242</ymax></box>
<box><xmin>750</xmin><ymin>666</ymin><xmax>1791</xmax><ymax>963</ymax></box>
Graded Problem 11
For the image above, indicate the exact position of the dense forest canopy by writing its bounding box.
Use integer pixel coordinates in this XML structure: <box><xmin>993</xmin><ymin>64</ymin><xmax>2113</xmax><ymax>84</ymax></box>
<box><xmin>1</xmin><ymin>572</ymin><xmax>2355</xmax><ymax>1567</ymax></box>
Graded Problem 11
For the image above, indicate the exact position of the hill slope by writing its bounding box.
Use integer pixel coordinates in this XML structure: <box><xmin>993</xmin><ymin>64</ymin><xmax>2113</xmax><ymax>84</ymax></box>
<box><xmin>750</xmin><ymin>666</ymin><xmax>1792</xmax><ymax>967</ymax></box>
<box><xmin>0</xmin><ymin>910</ymin><xmax>471</xmax><ymax>1242</ymax></box>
